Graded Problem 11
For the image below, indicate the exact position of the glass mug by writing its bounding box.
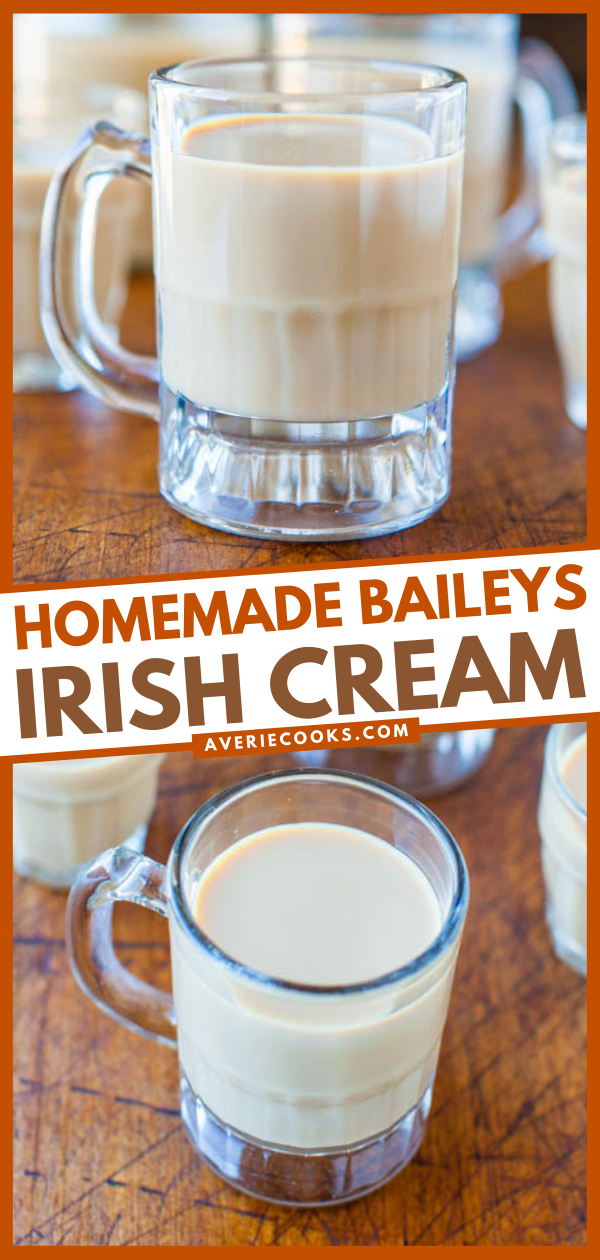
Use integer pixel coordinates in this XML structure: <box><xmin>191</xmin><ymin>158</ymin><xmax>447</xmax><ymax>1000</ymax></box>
<box><xmin>40</xmin><ymin>57</ymin><xmax>466</xmax><ymax>541</ymax></box>
<box><xmin>538</xmin><ymin>722</ymin><xmax>587</xmax><ymax>976</ymax></box>
<box><xmin>13</xmin><ymin>753</ymin><xmax>164</xmax><ymax>887</ymax></box>
<box><xmin>14</xmin><ymin>13</ymin><xmax>264</xmax><ymax>271</ymax></box>
<box><xmin>13</xmin><ymin>81</ymin><xmax>145</xmax><ymax>392</ymax></box>
<box><xmin>271</xmin><ymin>13</ymin><xmax>578</xmax><ymax>360</ymax></box>
<box><xmin>541</xmin><ymin>114</ymin><xmax>587</xmax><ymax>430</ymax></box>
<box><xmin>294</xmin><ymin>728</ymin><xmax>496</xmax><ymax>797</ymax></box>
<box><xmin>66</xmin><ymin>770</ymin><xmax>469</xmax><ymax>1205</ymax></box>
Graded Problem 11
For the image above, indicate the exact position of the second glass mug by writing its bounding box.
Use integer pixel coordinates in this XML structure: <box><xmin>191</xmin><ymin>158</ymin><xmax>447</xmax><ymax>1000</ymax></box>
<box><xmin>40</xmin><ymin>56</ymin><xmax>467</xmax><ymax>542</ymax></box>
<box><xmin>271</xmin><ymin>14</ymin><xmax>578</xmax><ymax>360</ymax></box>
<box><xmin>66</xmin><ymin>769</ymin><xmax>469</xmax><ymax>1206</ymax></box>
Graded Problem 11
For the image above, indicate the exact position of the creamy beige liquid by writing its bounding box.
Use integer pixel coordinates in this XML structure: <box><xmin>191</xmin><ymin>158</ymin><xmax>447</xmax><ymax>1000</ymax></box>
<box><xmin>13</xmin><ymin>753</ymin><xmax>164</xmax><ymax>886</ymax></box>
<box><xmin>278</xmin><ymin>32</ymin><xmax>515</xmax><ymax>267</ymax></box>
<box><xmin>195</xmin><ymin>822</ymin><xmax>441</xmax><ymax>984</ymax></box>
<box><xmin>542</xmin><ymin>167</ymin><xmax>587</xmax><ymax>406</ymax></box>
<box><xmin>13</xmin><ymin>150</ymin><xmax>137</xmax><ymax>366</ymax></box>
<box><xmin>169</xmin><ymin>821</ymin><xmax>462</xmax><ymax>1148</ymax></box>
<box><xmin>154</xmin><ymin>113</ymin><xmax>463</xmax><ymax>423</ymax></box>
<box><xmin>539</xmin><ymin>728</ymin><xmax>586</xmax><ymax>968</ymax></box>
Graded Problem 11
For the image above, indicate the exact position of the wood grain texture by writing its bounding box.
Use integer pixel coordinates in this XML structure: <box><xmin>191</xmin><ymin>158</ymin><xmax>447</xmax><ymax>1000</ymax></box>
<box><xmin>13</xmin><ymin>726</ymin><xmax>587</xmax><ymax>1245</ymax></box>
<box><xmin>13</xmin><ymin>265</ymin><xmax>586</xmax><ymax>587</ymax></box>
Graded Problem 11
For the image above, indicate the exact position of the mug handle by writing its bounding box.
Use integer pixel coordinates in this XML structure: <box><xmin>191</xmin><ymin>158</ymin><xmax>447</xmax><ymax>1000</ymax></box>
<box><xmin>495</xmin><ymin>39</ymin><xmax>579</xmax><ymax>277</ymax></box>
<box><xmin>66</xmin><ymin>845</ymin><xmax>176</xmax><ymax>1046</ymax></box>
<box><xmin>39</xmin><ymin>122</ymin><xmax>160</xmax><ymax>420</ymax></box>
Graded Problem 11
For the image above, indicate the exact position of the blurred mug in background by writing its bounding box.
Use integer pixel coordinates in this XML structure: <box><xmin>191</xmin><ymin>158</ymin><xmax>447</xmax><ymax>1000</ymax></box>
<box><xmin>14</xmin><ymin>13</ymin><xmax>265</xmax><ymax>272</ymax></box>
<box><xmin>271</xmin><ymin>13</ymin><xmax>579</xmax><ymax>360</ymax></box>
<box><xmin>541</xmin><ymin>114</ymin><xmax>587</xmax><ymax>429</ymax></box>
<box><xmin>13</xmin><ymin>81</ymin><xmax>145</xmax><ymax>392</ymax></box>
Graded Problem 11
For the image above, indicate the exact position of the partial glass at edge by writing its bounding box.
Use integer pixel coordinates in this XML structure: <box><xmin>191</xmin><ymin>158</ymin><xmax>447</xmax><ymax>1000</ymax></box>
<box><xmin>151</xmin><ymin>57</ymin><xmax>466</xmax><ymax>540</ymax></box>
<box><xmin>542</xmin><ymin>114</ymin><xmax>587</xmax><ymax>430</ymax></box>
<box><xmin>270</xmin><ymin>14</ymin><xmax>579</xmax><ymax>364</ymax></box>
<box><xmin>538</xmin><ymin>722</ymin><xmax>587</xmax><ymax>975</ymax></box>
<box><xmin>13</xmin><ymin>81</ymin><xmax>144</xmax><ymax>392</ymax></box>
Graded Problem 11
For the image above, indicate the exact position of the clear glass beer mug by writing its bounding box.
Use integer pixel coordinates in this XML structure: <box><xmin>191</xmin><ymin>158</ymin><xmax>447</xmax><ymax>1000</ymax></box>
<box><xmin>538</xmin><ymin>722</ymin><xmax>587</xmax><ymax>975</ymax></box>
<box><xmin>13</xmin><ymin>81</ymin><xmax>145</xmax><ymax>392</ymax></box>
<box><xmin>40</xmin><ymin>56</ymin><xmax>466</xmax><ymax>541</ymax></box>
<box><xmin>271</xmin><ymin>13</ymin><xmax>578</xmax><ymax>360</ymax></box>
<box><xmin>66</xmin><ymin>770</ymin><xmax>469</xmax><ymax>1205</ymax></box>
<box><xmin>541</xmin><ymin>114</ymin><xmax>587</xmax><ymax>429</ymax></box>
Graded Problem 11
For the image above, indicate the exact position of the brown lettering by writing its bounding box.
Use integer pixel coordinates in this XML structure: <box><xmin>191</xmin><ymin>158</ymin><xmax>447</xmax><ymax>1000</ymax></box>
<box><xmin>270</xmin><ymin>647</ymin><xmax>331</xmax><ymax>719</ymax></box>
<box><xmin>509</xmin><ymin>629</ymin><xmax>585</xmax><ymax>701</ymax></box>
<box><xmin>334</xmin><ymin>644</ymin><xmax>392</xmax><ymax>714</ymax></box>
<box><xmin>42</xmin><ymin>666</ymin><xmax>102</xmax><ymax>736</ymax></box>
<box><xmin>184</xmin><ymin>654</ymin><xmax>243</xmax><ymax>725</ymax></box>
<box><xmin>16</xmin><ymin>669</ymin><xmax>36</xmax><ymax>738</ymax></box>
<box><xmin>394</xmin><ymin>640</ymin><xmax>438</xmax><ymax>709</ymax></box>
<box><xmin>442</xmin><ymin>636</ymin><xmax>508</xmax><ymax>707</ymax></box>
<box><xmin>130</xmin><ymin>658</ymin><xmax>180</xmax><ymax>730</ymax></box>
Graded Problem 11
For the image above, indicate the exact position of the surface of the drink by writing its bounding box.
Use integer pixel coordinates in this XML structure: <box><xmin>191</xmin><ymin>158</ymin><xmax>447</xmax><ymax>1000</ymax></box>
<box><xmin>193</xmin><ymin>822</ymin><xmax>442</xmax><ymax>986</ymax></box>
<box><xmin>560</xmin><ymin>730</ymin><xmax>587</xmax><ymax>812</ymax></box>
<box><xmin>154</xmin><ymin>112</ymin><xmax>463</xmax><ymax>421</ymax></box>
<box><xmin>286</xmin><ymin>33</ymin><xmax>515</xmax><ymax>266</ymax></box>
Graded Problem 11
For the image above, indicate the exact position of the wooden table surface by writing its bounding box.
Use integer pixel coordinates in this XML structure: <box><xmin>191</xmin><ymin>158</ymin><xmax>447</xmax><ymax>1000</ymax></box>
<box><xmin>13</xmin><ymin>264</ymin><xmax>586</xmax><ymax>587</ymax></box>
<box><xmin>13</xmin><ymin>725</ymin><xmax>587</xmax><ymax>1246</ymax></box>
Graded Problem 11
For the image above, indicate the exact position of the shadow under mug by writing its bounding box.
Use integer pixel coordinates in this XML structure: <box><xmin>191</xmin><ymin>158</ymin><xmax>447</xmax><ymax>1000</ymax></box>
<box><xmin>40</xmin><ymin>56</ymin><xmax>467</xmax><ymax>542</ymax></box>
<box><xmin>66</xmin><ymin>769</ymin><xmax>469</xmax><ymax>1206</ymax></box>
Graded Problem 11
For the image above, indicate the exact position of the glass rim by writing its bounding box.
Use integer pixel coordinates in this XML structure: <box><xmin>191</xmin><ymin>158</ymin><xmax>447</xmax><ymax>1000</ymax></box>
<box><xmin>168</xmin><ymin>767</ymin><xmax>469</xmax><ymax>998</ymax></box>
<box><xmin>150</xmin><ymin>54</ymin><xmax>467</xmax><ymax>101</ymax></box>
<box><xmin>545</xmin><ymin>722</ymin><xmax>587</xmax><ymax>822</ymax></box>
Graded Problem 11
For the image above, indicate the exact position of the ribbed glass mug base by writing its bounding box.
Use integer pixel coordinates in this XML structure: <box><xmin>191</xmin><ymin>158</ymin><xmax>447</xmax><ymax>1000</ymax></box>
<box><xmin>13</xmin><ymin>823</ymin><xmax>148</xmax><ymax>889</ymax></box>
<box><xmin>180</xmin><ymin>1072</ymin><xmax>433</xmax><ymax>1206</ymax></box>
<box><xmin>159</xmin><ymin>383</ymin><xmax>451</xmax><ymax>541</ymax></box>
